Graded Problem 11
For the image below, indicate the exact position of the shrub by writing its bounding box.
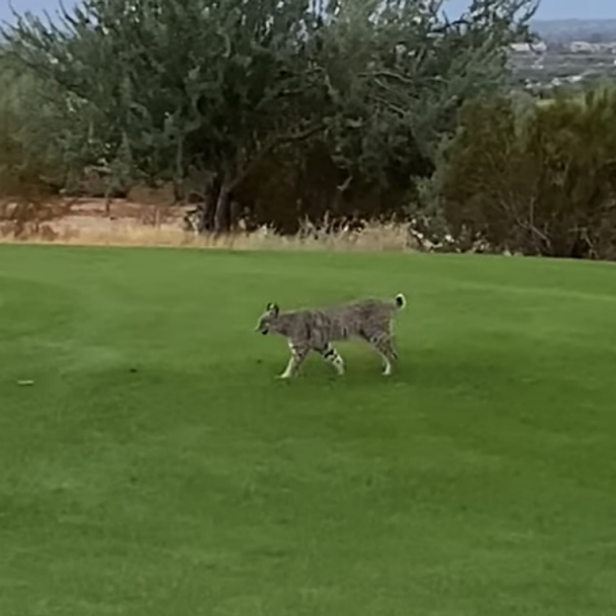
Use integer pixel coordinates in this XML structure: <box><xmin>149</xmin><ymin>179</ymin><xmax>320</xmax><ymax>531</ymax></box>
<box><xmin>437</xmin><ymin>87</ymin><xmax>616</xmax><ymax>259</ymax></box>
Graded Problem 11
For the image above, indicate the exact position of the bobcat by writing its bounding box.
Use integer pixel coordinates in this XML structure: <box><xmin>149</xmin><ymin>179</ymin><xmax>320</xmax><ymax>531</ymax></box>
<box><xmin>255</xmin><ymin>294</ymin><xmax>406</xmax><ymax>378</ymax></box>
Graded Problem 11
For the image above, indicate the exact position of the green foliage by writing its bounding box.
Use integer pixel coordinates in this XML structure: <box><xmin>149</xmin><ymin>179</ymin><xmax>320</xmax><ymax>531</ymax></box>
<box><xmin>0</xmin><ymin>54</ymin><xmax>61</xmax><ymax>198</ymax></box>
<box><xmin>0</xmin><ymin>48</ymin><xmax>107</xmax><ymax>203</ymax></box>
<box><xmin>4</xmin><ymin>1</ymin><xmax>332</xmax><ymax>204</ymax></box>
<box><xmin>437</xmin><ymin>86</ymin><xmax>616</xmax><ymax>258</ymax></box>
<box><xmin>1</xmin><ymin>0</ymin><xmax>536</xmax><ymax>231</ymax></box>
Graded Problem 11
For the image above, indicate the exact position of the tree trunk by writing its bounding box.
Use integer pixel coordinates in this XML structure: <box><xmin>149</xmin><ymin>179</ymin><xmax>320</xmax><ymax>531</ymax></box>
<box><xmin>194</xmin><ymin>173</ymin><xmax>220</xmax><ymax>232</ymax></box>
<box><xmin>213</xmin><ymin>184</ymin><xmax>231</xmax><ymax>233</ymax></box>
<box><xmin>213</xmin><ymin>164</ymin><xmax>236</xmax><ymax>234</ymax></box>
<box><xmin>230</xmin><ymin>199</ymin><xmax>241</xmax><ymax>231</ymax></box>
<box><xmin>172</xmin><ymin>178</ymin><xmax>184</xmax><ymax>204</ymax></box>
<box><xmin>199</xmin><ymin>159</ymin><xmax>246</xmax><ymax>234</ymax></box>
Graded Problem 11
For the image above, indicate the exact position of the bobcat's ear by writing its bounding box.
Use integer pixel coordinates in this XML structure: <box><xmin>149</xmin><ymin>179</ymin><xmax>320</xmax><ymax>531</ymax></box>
<box><xmin>266</xmin><ymin>302</ymin><xmax>279</xmax><ymax>316</ymax></box>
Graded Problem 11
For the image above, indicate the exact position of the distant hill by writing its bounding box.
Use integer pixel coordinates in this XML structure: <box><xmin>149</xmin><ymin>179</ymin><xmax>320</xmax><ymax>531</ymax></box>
<box><xmin>2</xmin><ymin>16</ymin><xmax>616</xmax><ymax>48</ymax></box>
<box><xmin>532</xmin><ymin>19</ymin><xmax>616</xmax><ymax>44</ymax></box>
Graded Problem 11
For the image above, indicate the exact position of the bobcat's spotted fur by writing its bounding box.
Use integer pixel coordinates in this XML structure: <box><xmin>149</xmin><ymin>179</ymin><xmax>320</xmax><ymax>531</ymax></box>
<box><xmin>255</xmin><ymin>294</ymin><xmax>406</xmax><ymax>378</ymax></box>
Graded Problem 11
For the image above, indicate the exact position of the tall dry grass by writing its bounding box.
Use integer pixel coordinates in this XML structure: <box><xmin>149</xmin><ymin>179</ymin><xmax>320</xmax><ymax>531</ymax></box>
<box><xmin>0</xmin><ymin>199</ymin><xmax>417</xmax><ymax>252</ymax></box>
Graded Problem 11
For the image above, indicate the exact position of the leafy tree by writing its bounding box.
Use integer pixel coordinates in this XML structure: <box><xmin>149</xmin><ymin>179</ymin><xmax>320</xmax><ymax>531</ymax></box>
<box><xmin>3</xmin><ymin>0</ymin><xmax>332</xmax><ymax>230</ymax></box>
<box><xmin>2</xmin><ymin>0</ymin><xmax>538</xmax><ymax>232</ymax></box>
<box><xmin>436</xmin><ymin>87</ymin><xmax>616</xmax><ymax>258</ymax></box>
<box><xmin>0</xmin><ymin>52</ymin><xmax>66</xmax><ymax>200</ymax></box>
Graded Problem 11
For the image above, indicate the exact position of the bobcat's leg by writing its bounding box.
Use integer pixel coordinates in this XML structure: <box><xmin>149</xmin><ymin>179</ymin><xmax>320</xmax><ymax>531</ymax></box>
<box><xmin>362</xmin><ymin>330</ymin><xmax>398</xmax><ymax>376</ymax></box>
<box><xmin>318</xmin><ymin>342</ymin><xmax>345</xmax><ymax>375</ymax></box>
<box><xmin>279</xmin><ymin>340</ymin><xmax>309</xmax><ymax>378</ymax></box>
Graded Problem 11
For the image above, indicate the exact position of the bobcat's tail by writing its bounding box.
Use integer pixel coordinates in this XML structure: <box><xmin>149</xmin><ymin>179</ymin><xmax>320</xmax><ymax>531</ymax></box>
<box><xmin>394</xmin><ymin>293</ymin><xmax>406</xmax><ymax>310</ymax></box>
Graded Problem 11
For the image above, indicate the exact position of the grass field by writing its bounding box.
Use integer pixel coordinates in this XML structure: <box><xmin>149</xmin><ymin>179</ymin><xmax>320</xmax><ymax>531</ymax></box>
<box><xmin>1</xmin><ymin>244</ymin><xmax>616</xmax><ymax>616</ymax></box>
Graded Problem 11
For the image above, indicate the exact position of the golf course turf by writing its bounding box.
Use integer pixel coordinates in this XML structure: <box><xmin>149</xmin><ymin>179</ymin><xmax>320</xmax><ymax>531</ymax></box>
<box><xmin>1</xmin><ymin>244</ymin><xmax>615</xmax><ymax>615</ymax></box>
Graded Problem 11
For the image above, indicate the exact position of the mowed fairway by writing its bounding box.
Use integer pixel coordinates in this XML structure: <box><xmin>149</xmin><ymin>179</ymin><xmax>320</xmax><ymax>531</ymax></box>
<box><xmin>1</xmin><ymin>245</ymin><xmax>616</xmax><ymax>616</ymax></box>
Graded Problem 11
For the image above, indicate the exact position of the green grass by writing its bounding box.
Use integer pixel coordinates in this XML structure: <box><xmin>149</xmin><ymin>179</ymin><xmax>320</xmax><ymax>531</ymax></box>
<box><xmin>1</xmin><ymin>245</ymin><xmax>616</xmax><ymax>616</ymax></box>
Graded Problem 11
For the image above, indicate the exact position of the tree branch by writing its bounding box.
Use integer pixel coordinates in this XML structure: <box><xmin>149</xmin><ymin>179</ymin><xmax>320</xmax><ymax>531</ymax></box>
<box><xmin>229</xmin><ymin>122</ymin><xmax>326</xmax><ymax>191</ymax></box>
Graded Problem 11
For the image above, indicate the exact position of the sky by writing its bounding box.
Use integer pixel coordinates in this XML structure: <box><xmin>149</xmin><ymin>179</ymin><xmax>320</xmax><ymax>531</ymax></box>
<box><xmin>2</xmin><ymin>0</ymin><xmax>616</xmax><ymax>23</ymax></box>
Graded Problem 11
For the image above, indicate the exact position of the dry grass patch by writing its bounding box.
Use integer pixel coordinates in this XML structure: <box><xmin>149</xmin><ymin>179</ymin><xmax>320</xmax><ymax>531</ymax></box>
<box><xmin>0</xmin><ymin>198</ymin><xmax>417</xmax><ymax>252</ymax></box>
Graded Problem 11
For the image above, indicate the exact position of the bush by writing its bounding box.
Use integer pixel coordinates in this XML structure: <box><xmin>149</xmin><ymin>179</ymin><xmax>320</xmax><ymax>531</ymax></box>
<box><xmin>0</xmin><ymin>53</ymin><xmax>69</xmax><ymax>199</ymax></box>
<box><xmin>436</xmin><ymin>87</ymin><xmax>616</xmax><ymax>259</ymax></box>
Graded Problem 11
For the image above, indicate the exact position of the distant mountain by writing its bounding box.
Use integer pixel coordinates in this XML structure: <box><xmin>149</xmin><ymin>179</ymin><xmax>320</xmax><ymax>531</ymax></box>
<box><xmin>2</xmin><ymin>16</ymin><xmax>615</xmax><ymax>48</ymax></box>
<box><xmin>532</xmin><ymin>19</ymin><xmax>616</xmax><ymax>44</ymax></box>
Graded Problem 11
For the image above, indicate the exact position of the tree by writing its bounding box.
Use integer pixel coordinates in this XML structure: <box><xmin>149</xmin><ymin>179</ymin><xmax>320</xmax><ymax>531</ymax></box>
<box><xmin>436</xmin><ymin>87</ymin><xmax>616</xmax><ymax>259</ymax></box>
<box><xmin>2</xmin><ymin>0</ymin><xmax>538</xmax><ymax>232</ymax></box>
<box><xmin>3</xmin><ymin>0</ymin><xmax>333</xmax><ymax>231</ymax></box>
<box><xmin>0</xmin><ymin>52</ymin><xmax>67</xmax><ymax>199</ymax></box>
